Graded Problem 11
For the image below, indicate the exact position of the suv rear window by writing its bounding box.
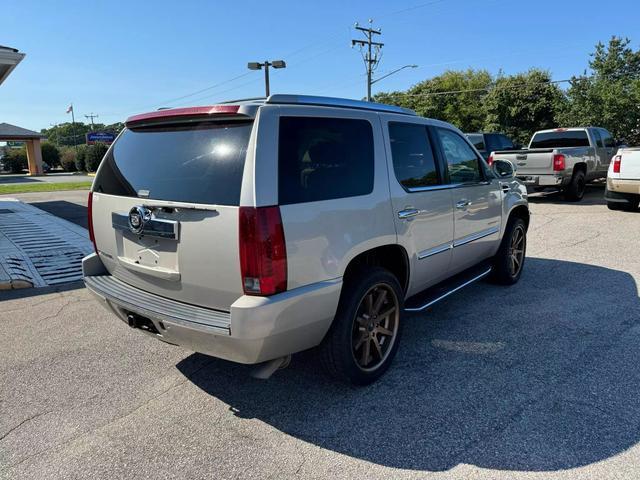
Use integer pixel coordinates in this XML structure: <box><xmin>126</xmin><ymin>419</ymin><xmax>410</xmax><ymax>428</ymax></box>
<box><xmin>530</xmin><ymin>130</ymin><xmax>590</xmax><ymax>149</ymax></box>
<box><xmin>278</xmin><ymin>117</ymin><xmax>374</xmax><ymax>205</ymax></box>
<box><xmin>93</xmin><ymin>121</ymin><xmax>252</xmax><ymax>205</ymax></box>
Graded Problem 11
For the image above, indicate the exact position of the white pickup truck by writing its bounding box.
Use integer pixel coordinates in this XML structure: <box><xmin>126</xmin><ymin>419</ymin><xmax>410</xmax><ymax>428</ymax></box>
<box><xmin>605</xmin><ymin>147</ymin><xmax>640</xmax><ymax>211</ymax></box>
<box><xmin>491</xmin><ymin>127</ymin><xmax>617</xmax><ymax>201</ymax></box>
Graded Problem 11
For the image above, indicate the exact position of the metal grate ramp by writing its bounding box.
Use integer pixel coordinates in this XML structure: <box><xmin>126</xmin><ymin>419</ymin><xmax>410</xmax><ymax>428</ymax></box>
<box><xmin>0</xmin><ymin>199</ymin><xmax>93</xmax><ymax>288</ymax></box>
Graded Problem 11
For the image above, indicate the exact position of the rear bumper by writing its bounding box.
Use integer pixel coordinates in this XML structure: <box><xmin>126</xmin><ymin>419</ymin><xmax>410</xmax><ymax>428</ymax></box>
<box><xmin>82</xmin><ymin>253</ymin><xmax>341</xmax><ymax>364</ymax></box>
<box><xmin>607</xmin><ymin>178</ymin><xmax>640</xmax><ymax>196</ymax></box>
<box><xmin>516</xmin><ymin>174</ymin><xmax>565</xmax><ymax>187</ymax></box>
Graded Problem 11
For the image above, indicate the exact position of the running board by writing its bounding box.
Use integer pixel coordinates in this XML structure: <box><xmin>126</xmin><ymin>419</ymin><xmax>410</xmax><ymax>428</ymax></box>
<box><xmin>404</xmin><ymin>263</ymin><xmax>492</xmax><ymax>312</ymax></box>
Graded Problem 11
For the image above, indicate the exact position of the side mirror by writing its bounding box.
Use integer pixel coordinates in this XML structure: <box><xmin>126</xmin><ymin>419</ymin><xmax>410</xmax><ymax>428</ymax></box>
<box><xmin>492</xmin><ymin>159</ymin><xmax>515</xmax><ymax>178</ymax></box>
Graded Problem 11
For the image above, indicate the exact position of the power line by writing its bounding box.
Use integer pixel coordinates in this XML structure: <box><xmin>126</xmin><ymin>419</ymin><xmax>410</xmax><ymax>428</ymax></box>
<box><xmin>382</xmin><ymin>77</ymin><xmax>576</xmax><ymax>98</ymax></box>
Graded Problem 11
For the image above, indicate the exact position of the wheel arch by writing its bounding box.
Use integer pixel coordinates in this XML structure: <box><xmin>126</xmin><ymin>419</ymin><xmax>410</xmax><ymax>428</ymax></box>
<box><xmin>342</xmin><ymin>244</ymin><xmax>410</xmax><ymax>294</ymax></box>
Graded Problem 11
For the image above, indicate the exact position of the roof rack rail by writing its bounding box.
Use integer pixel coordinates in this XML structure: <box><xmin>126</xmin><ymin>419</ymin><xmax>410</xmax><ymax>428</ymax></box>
<box><xmin>266</xmin><ymin>94</ymin><xmax>416</xmax><ymax>116</ymax></box>
<box><xmin>218</xmin><ymin>96</ymin><xmax>266</xmax><ymax>105</ymax></box>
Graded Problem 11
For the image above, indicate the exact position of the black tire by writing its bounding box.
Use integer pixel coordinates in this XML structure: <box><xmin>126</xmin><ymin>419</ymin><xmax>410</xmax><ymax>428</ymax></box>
<box><xmin>319</xmin><ymin>267</ymin><xmax>404</xmax><ymax>385</ymax></box>
<box><xmin>606</xmin><ymin>186</ymin><xmax>640</xmax><ymax>211</ymax></box>
<box><xmin>490</xmin><ymin>217</ymin><xmax>527</xmax><ymax>285</ymax></box>
<box><xmin>564</xmin><ymin>169</ymin><xmax>586</xmax><ymax>201</ymax></box>
<box><xmin>607</xmin><ymin>201</ymin><xmax>623</xmax><ymax>211</ymax></box>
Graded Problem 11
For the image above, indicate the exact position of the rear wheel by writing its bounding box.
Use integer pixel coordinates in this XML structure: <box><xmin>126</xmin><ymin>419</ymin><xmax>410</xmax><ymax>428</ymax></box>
<box><xmin>564</xmin><ymin>170</ymin><xmax>586</xmax><ymax>201</ymax></box>
<box><xmin>319</xmin><ymin>267</ymin><xmax>403</xmax><ymax>385</ymax></box>
<box><xmin>490</xmin><ymin>217</ymin><xmax>527</xmax><ymax>285</ymax></box>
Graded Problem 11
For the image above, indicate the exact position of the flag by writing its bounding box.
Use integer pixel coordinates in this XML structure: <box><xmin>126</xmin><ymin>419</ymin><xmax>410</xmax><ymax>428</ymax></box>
<box><xmin>66</xmin><ymin>104</ymin><xmax>73</xmax><ymax>114</ymax></box>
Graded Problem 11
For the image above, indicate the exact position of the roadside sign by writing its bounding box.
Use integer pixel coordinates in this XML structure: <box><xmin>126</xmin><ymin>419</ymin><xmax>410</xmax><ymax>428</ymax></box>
<box><xmin>6</xmin><ymin>141</ymin><xmax>25</xmax><ymax>148</ymax></box>
<box><xmin>86</xmin><ymin>131</ymin><xmax>116</xmax><ymax>145</ymax></box>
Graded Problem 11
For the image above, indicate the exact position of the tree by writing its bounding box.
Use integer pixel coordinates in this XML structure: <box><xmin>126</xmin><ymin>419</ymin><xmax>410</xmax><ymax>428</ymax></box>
<box><xmin>41</xmin><ymin>142</ymin><xmax>60</xmax><ymax>168</ymax></box>
<box><xmin>559</xmin><ymin>37</ymin><xmax>640</xmax><ymax>145</ymax></box>
<box><xmin>85</xmin><ymin>143</ymin><xmax>109</xmax><ymax>172</ymax></box>
<box><xmin>60</xmin><ymin>148</ymin><xmax>77</xmax><ymax>172</ymax></box>
<box><xmin>374</xmin><ymin>69</ymin><xmax>493</xmax><ymax>132</ymax></box>
<box><xmin>3</xmin><ymin>148</ymin><xmax>28</xmax><ymax>173</ymax></box>
<box><xmin>483</xmin><ymin>69</ymin><xmax>567</xmax><ymax>146</ymax></box>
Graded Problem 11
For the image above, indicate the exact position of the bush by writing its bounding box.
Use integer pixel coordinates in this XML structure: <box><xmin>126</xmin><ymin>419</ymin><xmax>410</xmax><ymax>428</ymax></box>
<box><xmin>75</xmin><ymin>144</ymin><xmax>88</xmax><ymax>172</ymax></box>
<box><xmin>41</xmin><ymin>142</ymin><xmax>60</xmax><ymax>168</ymax></box>
<box><xmin>4</xmin><ymin>148</ymin><xmax>28</xmax><ymax>173</ymax></box>
<box><xmin>85</xmin><ymin>142</ymin><xmax>109</xmax><ymax>172</ymax></box>
<box><xmin>60</xmin><ymin>149</ymin><xmax>77</xmax><ymax>172</ymax></box>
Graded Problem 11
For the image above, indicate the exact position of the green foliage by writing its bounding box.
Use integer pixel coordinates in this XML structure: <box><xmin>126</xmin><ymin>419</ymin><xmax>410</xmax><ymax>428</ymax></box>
<box><xmin>559</xmin><ymin>36</ymin><xmax>640</xmax><ymax>145</ymax></box>
<box><xmin>375</xmin><ymin>37</ymin><xmax>640</xmax><ymax>146</ymax></box>
<box><xmin>85</xmin><ymin>143</ymin><xmax>109</xmax><ymax>172</ymax></box>
<box><xmin>374</xmin><ymin>69</ymin><xmax>492</xmax><ymax>132</ymax></box>
<box><xmin>483</xmin><ymin>69</ymin><xmax>567</xmax><ymax>146</ymax></box>
<box><xmin>40</xmin><ymin>121</ymin><xmax>123</xmax><ymax>147</ymax></box>
<box><xmin>75</xmin><ymin>144</ymin><xmax>88</xmax><ymax>172</ymax></box>
<box><xmin>3</xmin><ymin>148</ymin><xmax>28</xmax><ymax>173</ymax></box>
<box><xmin>60</xmin><ymin>149</ymin><xmax>77</xmax><ymax>172</ymax></box>
<box><xmin>41</xmin><ymin>142</ymin><xmax>60</xmax><ymax>168</ymax></box>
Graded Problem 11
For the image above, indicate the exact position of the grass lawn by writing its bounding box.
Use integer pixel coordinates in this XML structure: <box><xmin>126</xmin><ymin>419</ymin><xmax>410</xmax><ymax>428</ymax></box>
<box><xmin>0</xmin><ymin>182</ymin><xmax>93</xmax><ymax>195</ymax></box>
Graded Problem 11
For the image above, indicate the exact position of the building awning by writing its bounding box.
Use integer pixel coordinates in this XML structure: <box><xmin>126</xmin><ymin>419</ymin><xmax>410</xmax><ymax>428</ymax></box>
<box><xmin>0</xmin><ymin>123</ymin><xmax>45</xmax><ymax>141</ymax></box>
<box><xmin>0</xmin><ymin>46</ymin><xmax>25</xmax><ymax>86</ymax></box>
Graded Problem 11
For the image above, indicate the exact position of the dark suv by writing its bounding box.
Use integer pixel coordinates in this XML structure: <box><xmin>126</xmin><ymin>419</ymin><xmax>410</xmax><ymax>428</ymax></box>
<box><xmin>466</xmin><ymin>132</ymin><xmax>518</xmax><ymax>162</ymax></box>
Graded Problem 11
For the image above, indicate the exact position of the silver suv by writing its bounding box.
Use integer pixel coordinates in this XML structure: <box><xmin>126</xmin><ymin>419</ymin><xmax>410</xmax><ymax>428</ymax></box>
<box><xmin>83</xmin><ymin>95</ymin><xmax>529</xmax><ymax>385</ymax></box>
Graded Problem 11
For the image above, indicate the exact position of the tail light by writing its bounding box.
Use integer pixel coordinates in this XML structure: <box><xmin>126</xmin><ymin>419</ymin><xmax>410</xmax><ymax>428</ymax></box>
<box><xmin>553</xmin><ymin>154</ymin><xmax>565</xmax><ymax>171</ymax></box>
<box><xmin>87</xmin><ymin>191</ymin><xmax>98</xmax><ymax>253</ymax></box>
<box><xmin>239</xmin><ymin>206</ymin><xmax>287</xmax><ymax>296</ymax></box>
<box><xmin>487</xmin><ymin>154</ymin><xmax>494</xmax><ymax>166</ymax></box>
<box><xmin>613</xmin><ymin>155</ymin><xmax>622</xmax><ymax>173</ymax></box>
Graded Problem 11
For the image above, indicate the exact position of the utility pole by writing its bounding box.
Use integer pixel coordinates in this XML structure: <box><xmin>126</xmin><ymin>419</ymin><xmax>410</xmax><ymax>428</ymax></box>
<box><xmin>85</xmin><ymin>113</ymin><xmax>99</xmax><ymax>130</ymax></box>
<box><xmin>352</xmin><ymin>20</ymin><xmax>384</xmax><ymax>101</ymax></box>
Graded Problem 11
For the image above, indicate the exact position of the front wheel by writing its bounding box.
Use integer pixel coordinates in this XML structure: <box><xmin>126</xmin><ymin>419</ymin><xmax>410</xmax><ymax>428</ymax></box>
<box><xmin>319</xmin><ymin>267</ymin><xmax>404</xmax><ymax>385</ymax></box>
<box><xmin>490</xmin><ymin>217</ymin><xmax>527</xmax><ymax>285</ymax></box>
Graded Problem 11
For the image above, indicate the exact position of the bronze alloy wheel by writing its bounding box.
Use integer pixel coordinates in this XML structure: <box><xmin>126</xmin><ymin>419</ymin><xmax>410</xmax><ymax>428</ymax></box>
<box><xmin>351</xmin><ymin>283</ymin><xmax>400</xmax><ymax>372</ymax></box>
<box><xmin>509</xmin><ymin>224</ymin><xmax>526</xmax><ymax>277</ymax></box>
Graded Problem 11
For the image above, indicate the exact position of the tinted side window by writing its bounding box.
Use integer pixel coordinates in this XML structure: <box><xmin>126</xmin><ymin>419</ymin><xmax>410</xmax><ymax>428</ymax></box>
<box><xmin>593</xmin><ymin>129</ymin><xmax>603</xmax><ymax>148</ymax></box>
<box><xmin>389</xmin><ymin>122</ymin><xmax>441</xmax><ymax>189</ymax></box>
<box><xmin>601</xmin><ymin>129</ymin><xmax>615</xmax><ymax>148</ymax></box>
<box><xmin>485</xmin><ymin>134</ymin><xmax>501</xmax><ymax>153</ymax></box>
<box><xmin>278</xmin><ymin>117</ymin><xmax>374</xmax><ymax>205</ymax></box>
<box><xmin>436</xmin><ymin>128</ymin><xmax>483</xmax><ymax>184</ymax></box>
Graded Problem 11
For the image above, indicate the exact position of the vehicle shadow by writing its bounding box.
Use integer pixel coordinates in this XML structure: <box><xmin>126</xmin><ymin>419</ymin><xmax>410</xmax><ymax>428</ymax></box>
<box><xmin>527</xmin><ymin>184</ymin><xmax>606</xmax><ymax>206</ymax></box>
<box><xmin>176</xmin><ymin>258</ymin><xmax>640</xmax><ymax>472</ymax></box>
<box><xmin>30</xmin><ymin>200</ymin><xmax>88</xmax><ymax>228</ymax></box>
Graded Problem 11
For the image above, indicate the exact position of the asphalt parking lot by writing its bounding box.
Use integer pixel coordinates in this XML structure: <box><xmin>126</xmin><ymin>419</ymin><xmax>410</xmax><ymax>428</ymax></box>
<box><xmin>1</xmin><ymin>185</ymin><xmax>639</xmax><ymax>479</ymax></box>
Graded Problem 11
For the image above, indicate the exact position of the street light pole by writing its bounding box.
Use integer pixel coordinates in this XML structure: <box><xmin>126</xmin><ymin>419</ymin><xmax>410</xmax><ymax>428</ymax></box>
<box><xmin>248</xmin><ymin>60</ymin><xmax>286</xmax><ymax>97</ymax></box>
<box><xmin>371</xmin><ymin>64</ymin><xmax>418</xmax><ymax>85</ymax></box>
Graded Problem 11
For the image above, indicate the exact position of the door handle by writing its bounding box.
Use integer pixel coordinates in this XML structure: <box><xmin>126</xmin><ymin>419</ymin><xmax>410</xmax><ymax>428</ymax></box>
<box><xmin>500</xmin><ymin>183</ymin><xmax>510</xmax><ymax>193</ymax></box>
<box><xmin>456</xmin><ymin>200</ymin><xmax>471</xmax><ymax>209</ymax></box>
<box><xmin>398</xmin><ymin>208</ymin><xmax>420</xmax><ymax>219</ymax></box>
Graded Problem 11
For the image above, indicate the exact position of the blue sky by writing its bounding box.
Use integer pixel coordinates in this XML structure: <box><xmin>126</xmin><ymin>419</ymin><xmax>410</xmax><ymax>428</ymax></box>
<box><xmin>1</xmin><ymin>0</ymin><xmax>639</xmax><ymax>131</ymax></box>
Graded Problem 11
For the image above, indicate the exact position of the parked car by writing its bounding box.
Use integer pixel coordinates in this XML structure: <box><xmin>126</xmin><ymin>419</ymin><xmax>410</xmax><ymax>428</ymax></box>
<box><xmin>605</xmin><ymin>147</ymin><xmax>640</xmax><ymax>211</ymax></box>
<box><xmin>82</xmin><ymin>95</ymin><xmax>529</xmax><ymax>385</ymax></box>
<box><xmin>491</xmin><ymin>127</ymin><xmax>618</xmax><ymax>201</ymax></box>
<box><xmin>465</xmin><ymin>132</ymin><xmax>519</xmax><ymax>162</ymax></box>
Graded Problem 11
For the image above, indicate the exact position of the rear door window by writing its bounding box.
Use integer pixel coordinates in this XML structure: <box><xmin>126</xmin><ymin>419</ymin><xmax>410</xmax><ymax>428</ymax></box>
<box><xmin>530</xmin><ymin>130</ymin><xmax>590</xmax><ymax>148</ymax></box>
<box><xmin>389</xmin><ymin>122</ymin><xmax>442</xmax><ymax>189</ymax></box>
<box><xmin>93</xmin><ymin>121</ymin><xmax>253</xmax><ymax>205</ymax></box>
<box><xmin>278</xmin><ymin>117</ymin><xmax>374</xmax><ymax>204</ymax></box>
<box><xmin>436</xmin><ymin>128</ymin><xmax>484</xmax><ymax>184</ymax></box>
